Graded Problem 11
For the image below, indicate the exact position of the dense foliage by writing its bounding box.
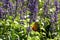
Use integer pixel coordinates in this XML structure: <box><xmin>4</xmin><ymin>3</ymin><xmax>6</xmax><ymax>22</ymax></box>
<box><xmin>0</xmin><ymin>0</ymin><xmax>60</xmax><ymax>40</ymax></box>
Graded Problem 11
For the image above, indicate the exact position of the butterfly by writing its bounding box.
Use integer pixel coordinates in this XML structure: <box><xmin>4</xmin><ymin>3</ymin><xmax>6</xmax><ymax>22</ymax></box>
<box><xmin>32</xmin><ymin>22</ymin><xmax>40</xmax><ymax>32</ymax></box>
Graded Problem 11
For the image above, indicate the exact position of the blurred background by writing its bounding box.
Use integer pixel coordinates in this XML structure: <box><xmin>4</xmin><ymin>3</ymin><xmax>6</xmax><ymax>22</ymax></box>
<box><xmin>0</xmin><ymin>0</ymin><xmax>60</xmax><ymax>40</ymax></box>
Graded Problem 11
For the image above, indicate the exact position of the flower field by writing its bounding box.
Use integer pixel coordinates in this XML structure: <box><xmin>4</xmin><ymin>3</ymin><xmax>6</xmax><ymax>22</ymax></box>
<box><xmin>0</xmin><ymin>0</ymin><xmax>60</xmax><ymax>40</ymax></box>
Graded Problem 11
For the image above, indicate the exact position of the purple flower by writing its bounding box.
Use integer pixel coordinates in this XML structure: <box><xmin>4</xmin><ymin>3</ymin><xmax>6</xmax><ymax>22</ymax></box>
<box><xmin>28</xmin><ymin>0</ymin><xmax>38</xmax><ymax>13</ymax></box>
<box><xmin>54</xmin><ymin>0</ymin><xmax>58</xmax><ymax>6</ymax></box>
<box><xmin>54</xmin><ymin>0</ymin><xmax>59</xmax><ymax>11</ymax></box>
<box><xmin>28</xmin><ymin>0</ymin><xmax>38</xmax><ymax>22</ymax></box>
<box><xmin>34</xmin><ymin>7</ymin><xmax>38</xmax><ymax>13</ymax></box>
<box><xmin>0</xmin><ymin>7</ymin><xmax>3</xmax><ymax>13</ymax></box>
<box><xmin>19</xmin><ymin>10</ymin><xmax>24</xmax><ymax>19</ymax></box>
<box><xmin>23</xmin><ymin>8</ymin><xmax>27</xmax><ymax>13</ymax></box>
<box><xmin>19</xmin><ymin>10</ymin><xmax>26</xmax><ymax>20</ymax></box>
<box><xmin>54</xmin><ymin>11</ymin><xmax>58</xmax><ymax>22</ymax></box>
<box><xmin>3</xmin><ymin>0</ymin><xmax>9</xmax><ymax>4</ymax></box>
<box><xmin>54</xmin><ymin>0</ymin><xmax>59</xmax><ymax>22</ymax></box>
<box><xmin>50</xmin><ymin>14</ymin><xmax>55</xmax><ymax>23</ymax></box>
<box><xmin>3</xmin><ymin>0</ymin><xmax>12</xmax><ymax>9</ymax></box>
<box><xmin>0</xmin><ymin>7</ymin><xmax>4</xmax><ymax>18</ymax></box>
<box><xmin>9</xmin><ymin>2</ymin><xmax>12</xmax><ymax>8</ymax></box>
<box><xmin>44</xmin><ymin>3</ymin><xmax>48</xmax><ymax>15</ymax></box>
<box><xmin>19</xmin><ymin>10</ymin><xmax>23</xmax><ymax>14</ymax></box>
<box><xmin>43</xmin><ymin>0</ymin><xmax>50</xmax><ymax>16</ymax></box>
<box><xmin>21</xmin><ymin>0</ymin><xmax>24</xmax><ymax>5</ymax></box>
